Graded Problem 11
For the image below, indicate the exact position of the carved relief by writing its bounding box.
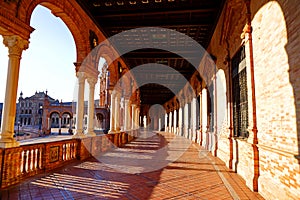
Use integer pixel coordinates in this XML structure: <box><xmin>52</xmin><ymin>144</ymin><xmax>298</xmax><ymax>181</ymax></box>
<box><xmin>49</xmin><ymin>146</ymin><xmax>59</xmax><ymax>162</ymax></box>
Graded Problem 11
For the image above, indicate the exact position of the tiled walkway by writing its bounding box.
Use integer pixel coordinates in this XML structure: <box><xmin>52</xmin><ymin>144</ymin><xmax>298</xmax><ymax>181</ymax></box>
<box><xmin>1</xmin><ymin>131</ymin><xmax>264</xmax><ymax>200</ymax></box>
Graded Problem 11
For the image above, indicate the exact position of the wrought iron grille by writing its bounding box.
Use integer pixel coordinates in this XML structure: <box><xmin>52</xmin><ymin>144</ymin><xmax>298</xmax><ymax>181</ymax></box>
<box><xmin>232</xmin><ymin>46</ymin><xmax>249</xmax><ymax>138</ymax></box>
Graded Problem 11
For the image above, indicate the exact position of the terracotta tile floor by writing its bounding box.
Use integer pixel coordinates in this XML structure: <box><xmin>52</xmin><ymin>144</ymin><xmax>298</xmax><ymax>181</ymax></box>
<box><xmin>0</xmin><ymin>131</ymin><xmax>264</xmax><ymax>200</ymax></box>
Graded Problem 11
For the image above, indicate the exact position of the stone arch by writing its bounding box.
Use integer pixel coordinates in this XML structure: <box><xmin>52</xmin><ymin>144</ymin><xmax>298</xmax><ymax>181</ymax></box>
<box><xmin>18</xmin><ymin>0</ymin><xmax>91</xmax><ymax>62</ymax></box>
<box><xmin>95</xmin><ymin>44</ymin><xmax>120</xmax><ymax>87</ymax></box>
<box><xmin>49</xmin><ymin>111</ymin><xmax>60</xmax><ymax>128</ymax></box>
<box><xmin>61</xmin><ymin>111</ymin><xmax>72</xmax><ymax>118</ymax></box>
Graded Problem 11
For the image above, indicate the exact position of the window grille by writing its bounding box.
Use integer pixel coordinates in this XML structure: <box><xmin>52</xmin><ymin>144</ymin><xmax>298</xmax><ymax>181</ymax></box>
<box><xmin>232</xmin><ymin>45</ymin><xmax>249</xmax><ymax>138</ymax></box>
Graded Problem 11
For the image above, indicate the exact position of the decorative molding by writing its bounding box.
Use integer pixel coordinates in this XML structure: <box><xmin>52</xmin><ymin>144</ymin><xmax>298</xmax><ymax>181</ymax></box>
<box><xmin>49</xmin><ymin>146</ymin><xmax>59</xmax><ymax>162</ymax></box>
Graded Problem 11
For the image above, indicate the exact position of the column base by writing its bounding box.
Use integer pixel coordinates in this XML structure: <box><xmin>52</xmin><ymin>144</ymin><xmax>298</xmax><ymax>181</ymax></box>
<box><xmin>86</xmin><ymin>131</ymin><xmax>96</xmax><ymax>137</ymax></box>
<box><xmin>0</xmin><ymin>137</ymin><xmax>20</xmax><ymax>148</ymax></box>
<box><xmin>108</xmin><ymin>130</ymin><xmax>115</xmax><ymax>134</ymax></box>
<box><xmin>72</xmin><ymin>132</ymin><xmax>86</xmax><ymax>139</ymax></box>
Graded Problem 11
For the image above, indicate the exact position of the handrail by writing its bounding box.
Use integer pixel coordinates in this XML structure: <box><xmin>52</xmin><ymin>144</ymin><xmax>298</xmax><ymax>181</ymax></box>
<box><xmin>0</xmin><ymin>131</ymin><xmax>137</xmax><ymax>189</ymax></box>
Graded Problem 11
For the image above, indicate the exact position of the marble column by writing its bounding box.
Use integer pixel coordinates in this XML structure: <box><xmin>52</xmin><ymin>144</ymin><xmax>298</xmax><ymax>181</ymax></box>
<box><xmin>0</xmin><ymin>36</ymin><xmax>28</xmax><ymax>148</ymax></box>
<box><xmin>74</xmin><ymin>72</ymin><xmax>86</xmax><ymax>137</ymax></box>
<box><xmin>202</xmin><ymin>88</ymin><xmax>208</xmax><ymax>149</ymax></box>
<box><xmin>191</xmin><ymin>97</ymin><xmax>197</xmax><ymax>142</ymax></box>
<box><xmin>109</xmin><ymin>91</ymin><xmax>116</xmax><ymax>133</ymax></box>
<box><xmin>58</xmin><ymin>117</ymin><xmax>62</xmax><ymax>134</ymax></box>
<box><xmin>178</xmin><ymin>107</ymin><xmax>183</xmax><ymax>136</ymax></box>
<box><xmin>173</xmin><ymin>109</ymin><xmax>177</xmax><ymax>134</ymax></box>
<box><xmin>169</xmin><ymin>112</ymin><xmax>173</xmax><ymax>133</ymax></box>
<box><xmin>136</xmin><ymin>107</ymin><xmax>140</xmax><ymax>129</ymax></box>
<box><xmin>69</xmin><ymin>118</ymin><xmax>73</xmax><ymax>134</ymax></box>
<box><xmin>86</xmin><ymin>77</ymin><xmax>97</xmax><ymax>136</ymax></box>
<box><xmin>124</xmin><ymin>99</ymin><xmax>130</xmax><ymax>131</ymax></box>
<box><xmin>164</xmin><ymin>113</ymin><xmax>168</xmax><ymax>132</ymax></box>
<box><xmin>184</xmin><ymin>103</ymin><xmax>189</xmax><ymax>138</ymax></box>
<box><xmin>158</xmin><ymin>118</ymin><xmax>162</xmax><ymax>131</ymax></box>
<box><xmin>131</xmin><ymin>104</ymin><xmax>136</xmax><ymax>130</ymax></box>
<box><xmin>199</xmin><ymin>91</ymin><xmax>203</xmax><ymax>145</ymax></box>
<box><xmin>115</xmin><ymin>92</ymin><xmax>121</xmax><ymax>131</ymax></box>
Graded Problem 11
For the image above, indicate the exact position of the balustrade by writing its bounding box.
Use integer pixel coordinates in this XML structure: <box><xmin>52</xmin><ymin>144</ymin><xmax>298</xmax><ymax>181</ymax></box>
<box><xmin>0</xmin><ymin>132</ymin><xmax>136</xmax><ymax>188</ymax></box>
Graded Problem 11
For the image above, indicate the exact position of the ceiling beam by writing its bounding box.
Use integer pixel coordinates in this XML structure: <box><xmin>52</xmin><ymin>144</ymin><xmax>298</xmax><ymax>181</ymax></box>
<box><xmin>93</xmin><ymin>7</ymin><xmax>217</xmax><ymax>18</ymax></box>
<box><xmin>100</xmin><ymin>19</ymin><xmax>214</xmax><ymax>29</ymax></box>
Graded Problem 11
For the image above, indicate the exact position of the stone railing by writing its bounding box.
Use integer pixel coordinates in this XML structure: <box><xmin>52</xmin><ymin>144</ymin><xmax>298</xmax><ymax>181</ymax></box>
<box><xmin>0</xmin><ymin>130</ymin><xmax>138</xmax><ymax>189</ymax></box>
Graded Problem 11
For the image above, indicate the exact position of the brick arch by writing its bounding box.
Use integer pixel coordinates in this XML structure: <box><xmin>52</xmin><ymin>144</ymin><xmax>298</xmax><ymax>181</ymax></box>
<box><xmin>17</xmin><ymin>0</ymin><xmax>91</xmax><ymax>62</ymax></box>
<box><xmin>61</xmin><ymin>111</ymin><xmax>73</xmax><ymax>118</ymax></box>
<box><xmin>95</xmin><ymin>44</ymin><xmax>119</xmax><ymax>86</ymax></box>
<box><xmin>49</xmin><ymin>111</ymin><xmax>60</xmax><ymax>118</ymax></box>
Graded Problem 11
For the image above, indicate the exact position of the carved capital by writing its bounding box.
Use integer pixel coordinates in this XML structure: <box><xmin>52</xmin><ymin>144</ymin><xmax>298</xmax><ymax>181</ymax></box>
<box><xmin>76</xmin><ymin>72</ymin><xmax>86</xmax><ymax>84</ymax></box>
<box><xmin>3</xmin><ymin>35</ymin><xmax>29</xmax><ymax>57</ymax></box>
<box><xmin>87</xmin><ymin>77</ymin><xmax>97</xmax><ymax>87</ymax></box>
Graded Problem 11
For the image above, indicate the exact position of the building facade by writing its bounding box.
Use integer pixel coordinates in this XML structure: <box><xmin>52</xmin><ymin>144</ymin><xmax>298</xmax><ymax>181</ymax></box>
<box><xmin>16</xmin><ymin>91</ymin><xmax>57</xmax><ymax>128</ymax></box>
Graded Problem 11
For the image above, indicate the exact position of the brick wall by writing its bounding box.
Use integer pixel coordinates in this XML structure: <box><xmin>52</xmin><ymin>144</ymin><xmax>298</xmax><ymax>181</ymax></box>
<box><xmin>208</xmin><ymin>0</ymin><xmax>300</xmax><ymax>199</ymax></box>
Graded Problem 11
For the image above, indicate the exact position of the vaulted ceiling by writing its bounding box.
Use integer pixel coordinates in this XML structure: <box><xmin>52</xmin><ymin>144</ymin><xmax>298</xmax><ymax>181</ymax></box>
<box><xmin>77</xmin><ymin>0</ymin><xmax>225</xmax><ymax>105</ymax></box>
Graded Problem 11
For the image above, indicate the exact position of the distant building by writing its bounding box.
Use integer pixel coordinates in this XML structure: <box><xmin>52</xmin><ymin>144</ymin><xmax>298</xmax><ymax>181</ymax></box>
<box><xmin>16</xmin><ymin>91</ymin><xmax>58</xmax><ymax>127</ymax></box>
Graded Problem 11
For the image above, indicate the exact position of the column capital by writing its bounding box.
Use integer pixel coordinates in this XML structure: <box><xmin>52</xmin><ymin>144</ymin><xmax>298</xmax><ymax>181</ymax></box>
<box><xmin>3</xmin><ymin>35</ymin><xmax>29</xmax><ymax>57</ymax></box>
<box><xmin>76</xmin><ymin>72</ymin><xmax>86</xmax><ymax>83</ymax></box>
<box><xmin>87</xmin><ymin>77</ymin><xmax>97</xmax><ymax>86</ymax></box>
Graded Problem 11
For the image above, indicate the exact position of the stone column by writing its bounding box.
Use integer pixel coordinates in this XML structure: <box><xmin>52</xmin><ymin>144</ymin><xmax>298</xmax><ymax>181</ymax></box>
<box><xmin>58</xmin><ymin>117</ymin><xmax>62</xmax><ymax>135</ymax></box>
<box><xmin>158</xmin><ymin>118</ymin><xmax>161</xmax><ymax>131</ymax></box>
<box><xmin>86</xmin><ymin>77</ymin><xmax>97</xmax><ymax>136</ymax></box>
<box><xmin>202</xmin><ymin>88</ymin><xmax>208</xmax><ymax>149</ymax></box>
<box><xmin>109</xmin><ymin>91</ymin><xmax>116</xmax><ymax>133</ymax></box>
<box><xmin>184</xmin><ymin>103</ymin><xmax>189</xmax><ymax>138</ymax></box>
<box><xmin>173</xmin><ymin>109</ymin><xmax>177</xmax><ymax>134</ymax></box>
<box><xmin>115</xmin><ymin>92</ymin><xmax>121</xmax><ymax>131</ymax></box>
<box><xmin>178</xmin><ymin>107</ymin><xmax>183</xmax><ymax>136</ymax></box>
<box><xmin>131</xmin><ymin>104</ymin><xmax>136</xmax><ymax>130</ymax></box>
<box><xmin>74</xmin><ymin>72</ymin><xmax>86</xmax><ymax>137</ymax></box>
<box><xmin>69</xmin><ymin>118</ymin><xmax>73</xmax><ymax>134</ymax></box>
<box><xmin>124</xmin><ymin>99</ymin><xmax>130</xmax><ymax>131</ymax></box>
<box><xmin>191</xmin><ymin>97</ymin><xmax>197</xmax><ymax>142</ymax></box>
<box><xmin>169</xmin><ymin>112</ymin><xmax>173</xmax><ymax>133</ymax></box>
<box><xmin>136</xmin><ymin>107</ymin><xmax>140</xmax><ymax>129</ymax></box>
<box><xmin>199</xmin><ymin>91</ymin><xmax>203</xmax><ymax>145</ymax></box>
<box><xmin>0</xmin><ymin>36</ymin><xmax>28</xmax><ymax>148</ymax></box>
<box><xmin>164</xmin><ymin>113</ymin><xmax>168</xmax><ymax>132</ymax></box>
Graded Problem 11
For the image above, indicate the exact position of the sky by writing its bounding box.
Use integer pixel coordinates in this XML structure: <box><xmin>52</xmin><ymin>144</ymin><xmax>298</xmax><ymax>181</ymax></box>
<box><xmin>0</xmin><ymin>5</ymin><xmax>77</xmax><ymax>103</ymax></box>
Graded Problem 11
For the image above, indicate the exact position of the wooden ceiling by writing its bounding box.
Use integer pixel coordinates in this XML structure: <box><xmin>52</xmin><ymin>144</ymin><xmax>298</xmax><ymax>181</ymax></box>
<box><xmin>77</xmin><ymin>0</ymin><xmax>225</xmax><ymax>105</ymax></box>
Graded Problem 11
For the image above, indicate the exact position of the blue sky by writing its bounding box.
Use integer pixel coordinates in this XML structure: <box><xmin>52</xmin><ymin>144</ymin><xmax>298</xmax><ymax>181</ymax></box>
<box><xmin>0</xmin><ymin>5</ymin><xmax>77</xmax><ymax>102</ymax></box>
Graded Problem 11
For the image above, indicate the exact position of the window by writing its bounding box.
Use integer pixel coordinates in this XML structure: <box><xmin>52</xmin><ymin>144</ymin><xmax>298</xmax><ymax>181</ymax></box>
<box><xmin>232</xmin><ymin>45</ymin><xmax>249</xmax><ymax>138</ymax></box>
